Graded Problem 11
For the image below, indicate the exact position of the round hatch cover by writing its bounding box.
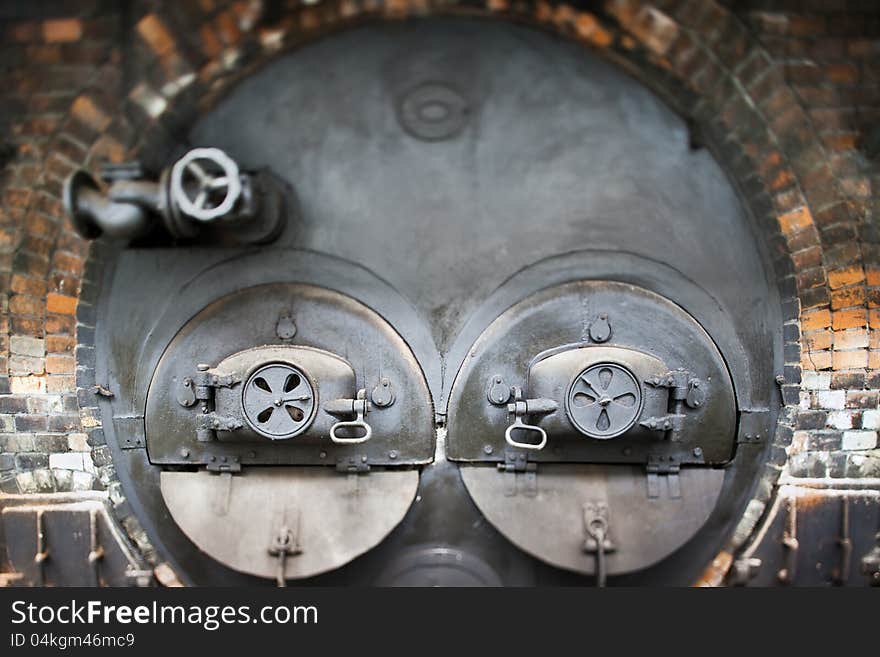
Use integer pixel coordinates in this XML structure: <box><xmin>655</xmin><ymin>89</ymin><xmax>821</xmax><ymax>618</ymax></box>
<box><xmin>241</xmin><ymin>362</ymin><xmax>315</xmax><ymax>439</ymax></box>
<box><xmin>566</xmin><ymin>363</ymin><xmax>643</xmax><ymax>439</ymax></box>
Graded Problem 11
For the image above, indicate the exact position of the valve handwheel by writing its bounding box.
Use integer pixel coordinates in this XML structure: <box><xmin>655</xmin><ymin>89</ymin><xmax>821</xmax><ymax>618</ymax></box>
<box><xmin>170</xmin><ymin>147</ymin><xmax>243</xmax><ymax>221</ymax></box>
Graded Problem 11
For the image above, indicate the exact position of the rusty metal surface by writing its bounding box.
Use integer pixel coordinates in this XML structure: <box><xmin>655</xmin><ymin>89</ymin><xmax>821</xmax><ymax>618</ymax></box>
<box><xmin>731</xmin><ymin>485</ymin><xmax>880</xmax><ymax>586</ymax></box>
<box><xmin>160</xmin><ymin>468</ymin><xmax>419</xmax><ymax>580</ymax></box>
<box><xmin>0</xmin><ymin>493</ymin><xmax>153</xmax><ymax>587</ymax></box>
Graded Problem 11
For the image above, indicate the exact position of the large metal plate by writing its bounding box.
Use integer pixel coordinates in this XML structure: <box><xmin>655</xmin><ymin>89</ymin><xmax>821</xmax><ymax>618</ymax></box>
<box><xmin>460</xmin><ymin>465</ymin><xmax>725</xmax><ymax>576</ymax></box>
<box><xmin>447</xmin><ymin>281</ymin><xmax>737</xmax><ymax>464</ymax></box>
<box><xmin>146</xmin><ymin>283</ymin><xmax>434</xmax><ymax>467</ymax></box>
<box><xmin>161</xmin><ymin>468</ymin><xmax>418</xmax><ymax>580</ymax></box>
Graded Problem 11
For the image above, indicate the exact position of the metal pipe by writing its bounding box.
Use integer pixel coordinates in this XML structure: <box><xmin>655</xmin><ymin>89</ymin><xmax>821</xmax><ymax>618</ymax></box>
<box><xmin>74</xmin><ymin>185</ymin><xmax>150</xmax><ymax>239</ymax></box>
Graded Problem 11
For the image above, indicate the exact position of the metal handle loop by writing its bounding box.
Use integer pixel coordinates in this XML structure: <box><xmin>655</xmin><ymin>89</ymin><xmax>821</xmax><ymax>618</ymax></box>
<box><xmin>504</xmin><ymin>418</ymin><xmax>547</xmax><ymax>451</ymax></box>
<box><xmin>330</xmin><ymin>419</ymin><xmax>372</xmax><ymax>444</ymax></box>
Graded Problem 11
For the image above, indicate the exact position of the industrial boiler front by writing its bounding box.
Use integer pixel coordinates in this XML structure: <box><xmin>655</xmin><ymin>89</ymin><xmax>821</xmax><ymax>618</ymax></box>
<box><xmin>54</xmin><ymin>18</ymin><xmax>789</xmax><ymax>586</ymax></box>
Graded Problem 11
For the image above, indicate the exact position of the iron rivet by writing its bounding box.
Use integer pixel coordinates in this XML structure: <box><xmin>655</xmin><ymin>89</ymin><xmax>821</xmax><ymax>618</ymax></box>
<box><xmin>210</xmin><ymin>455</ymin><xmax>216</xmax><ymax>462</ymax></box>
<box><xmin>319</xmin><ymin>451</ymin><xmax>327</xmax><ymax>459</ymax></box>
<box><xmin>180</xmin><ymin>448</ymin><xmax>190</xmax><ymax>458</ymax></box>
<box><xmin>361</xmin><ymin>455</ymin><xmax>368</xmax><ymax>463</ymax></box>
<box><xmin>483</xmin><ymin>444</ymin><xmax>493</xmax><ymax>455</ymax></box>
<box><xmin>693</xmin><ymin>447</ymin><xmax>703</xmax><ymax>457</ymax></box>
<box><xmin>249</xmin><ymin>451</ymin><xmax>256</xmax><ymax>458</ymax></box>
<box><xmin>389</xmin><ymin>450</ymin><xmax>398</xmax><ymax>459</ymax></box>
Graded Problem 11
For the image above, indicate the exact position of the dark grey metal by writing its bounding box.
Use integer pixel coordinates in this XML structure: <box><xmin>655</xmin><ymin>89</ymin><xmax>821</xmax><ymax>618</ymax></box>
<box><xmin>446</xmin><ymin>281</ymin><xmax>738</xmax><ymax>466</ymax></box>
<box><xmin>241</xmin><ymin>362</ymin><xmax>316</xmax><ymax>439</ymax></box>
<box><xmin>91</xmin><ymin>18</ymin><xmax>786</xmax><ymax>585</ymax></box>
<box><xmin>144</xmin><ymin>286</ymin><xmax>435</xmax><ymax>467</ymax></box>
<box><xmin>566</xmin><ymin>363</ymin><xmax>643</xmax><ymax>439</ymax></box>
<box><xmin>0</xmin><ymin>494</ymin><xmax>153</xmax><ymax>587</ymax></box>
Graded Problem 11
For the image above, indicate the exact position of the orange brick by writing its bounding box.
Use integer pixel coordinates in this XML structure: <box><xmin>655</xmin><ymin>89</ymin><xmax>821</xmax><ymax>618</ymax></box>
<box><xmin>831</xmin><ymin>286</ymin><xmax>866</xmax><ymax>310</ymax></box>
<box><xmin>833</xmin><ymin>328</ymin><xmax>869</xmax><ymax>350</ymax></box>
<box><xmin>871</xmin><ymin>309</ymin><xmax>880</xmax><ymax>329</ymax></box>
<box><xmin>137</xmin><ymin>14</ymin><xmax>175</xmax><ymax>56</ymax></box>
<box><xmin>870</xmin><ymin>350</ymin><xmax>880</xmax><ymax>370</ymax></box>
<box><xmin>70</xmin><ymin>95</ymin><xmax>111</xmax><ymax>133</ymax></box>
<box><xmin>833</xmin><ymin>349</ymin><xmax>868</xmax><ymax>370</ymax></box>
<box><xmin>832</xmin><ymin>307</ymin><xmax>867</xmax><ymax>330</ymax></box>
<box><xmin>779</xmin><ymin>206</ymin><xmax>812</xmax><ymax>236</ymax></box>
<box><xmin>804</xmin><ymin>329</ymin><xmax>833</xmax><ymax>351</ymax></box>
<box><xmin>828</xmin><ymin>266</ymin><xmax>865</xmax><ymax>290</ymax></box>
<box><xmin>46</xmin><ymin>293</ymin><xmax>77</xmax><ymax>315</ymax></box>
<box><xmin>42</xmin><ymin>19</ymin><xmax>82</xmax><ymax>43</ymax></box>
<box><xmin>805</xmin><ymin>350</ymin><xmax>833</xmax><ymax>370</ymax></box>
<box><xmin>45</xmin><ymin>354</ymin><xmax>74</xmax><ymax>374</ymax></box>
<box><xmin>866</xmin><ymin>268</ymin><xmax>880</xmax><ymax>286</ymax></box>
<box><xmin>802</xmin><ymin>308</ymin><xmax>832</xmax><ymax>331</ymax></box>
<box><xmin>870</xmin><ymin>330</ymin><xmax>880</xmax><ymax>350</ymax></box>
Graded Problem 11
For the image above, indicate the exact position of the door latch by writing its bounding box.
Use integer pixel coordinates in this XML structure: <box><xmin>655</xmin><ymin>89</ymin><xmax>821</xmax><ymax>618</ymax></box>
<box><xmin>583</xmin><ymin>501</ymin><xmax>615</xmax><ymax>587</ymax></box>
<box><xmin>504</xmin><ymin>387</ymin><xmax>557</xmax><ymax>451</ymax></box>
<box><xmin>267</xmin><ymin>513</ymin><xmax>302</xmax><ymax>588</ymax></box>
<box><xmin>324</xmin><ymin>389</ymin><xmax>373</xmax><ymax>444</ymax></box>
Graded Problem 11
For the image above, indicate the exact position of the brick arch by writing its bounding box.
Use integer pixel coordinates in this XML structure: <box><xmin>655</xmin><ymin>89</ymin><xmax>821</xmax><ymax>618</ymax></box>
<box><xmin>1</xmin><ymin>0</ymin><xmax>875</xmax><ymax>584</ymax></box>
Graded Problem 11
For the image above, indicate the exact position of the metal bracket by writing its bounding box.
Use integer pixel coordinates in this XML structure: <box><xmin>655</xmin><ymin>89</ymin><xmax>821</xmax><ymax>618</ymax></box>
<box><xmin>833</xmin><ymin>496</ymin><xmax>852</xmax><ymax>585</ymax></box>
<box><xmin>335</xmin><ymin>455</ymin><xmax>371</xmax><ymax>474</ymax></box>
<box><xmin>737</xmin><ymin>408</ymin><xmax>770</xmax><ymax>444</ymax></box>
<box><xmin>34</xmin><ymin>510</ymin><xmax>49</xmax><ymax>586</ymax></box>
<box><xmin>861</xmin><ymin>532</ymin><xmax>880</xmax><ymax>586</ymax></box>
<box><xmin>497</xmin><ymin>449</ymin><xmax>537</xmax><ymax>497</ymax></box>
<box><xmin>199</xmin><ymin>413</ymin><xmax>243</xmax><ymax>438</ymax></box>
<box><xmin>777</xmin><ymin>496</ymin><xmax>799</xmax><ymax>584</ymax></box>
<box><xmin>87</xmin><ymin>508</ymin><xmax>105</xmax><ymax>587</ymax></box>
<box><xmin>583</xmin><ymin>501</ymin><xmax>616</xmax><ymax>587</ymax></box>
<box><xmin>645</xmin><ymin>456</ymin><xmax>681</xmax><ymax>499</ymax></box>
<box><xmin>639</xmin><ymin>413</ymin><xmax>684</xmax><ymax>434</ymax></box>
<box><xmin>267</xmin><ymin>512</ymin><xmax>302</xmax><ymax>588</ymax></box>
<box><xmin>729</xmin><ymin>557</ymin><xmax>762</xmax><ymax>586</ymax></box>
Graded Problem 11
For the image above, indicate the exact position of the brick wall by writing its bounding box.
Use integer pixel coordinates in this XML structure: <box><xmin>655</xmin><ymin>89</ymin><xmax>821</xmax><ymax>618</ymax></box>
<box><xmin>0</xmin><ymin>0</ymin><xmax>878</xmax><ymax>583</ymax></box>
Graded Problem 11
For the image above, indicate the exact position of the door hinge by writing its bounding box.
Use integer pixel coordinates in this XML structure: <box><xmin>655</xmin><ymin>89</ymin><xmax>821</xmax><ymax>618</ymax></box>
<box><xmin>497</xmin><ymin>449</ymin><xmax>537</xmax><ymax>497</ymax></box>
<box><xmin>645</xmin><ymin>456</ymin><xmax>681</xmax><ymax>499</ymax></box>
